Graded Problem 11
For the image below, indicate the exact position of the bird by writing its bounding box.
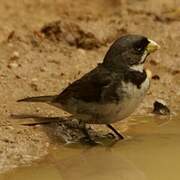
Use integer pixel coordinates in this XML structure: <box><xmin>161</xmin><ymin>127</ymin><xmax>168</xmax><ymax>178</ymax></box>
<box><xmin>17</xmin><ymin>34</ymin><xmax>160</xmax><ymax>141</ymax></box>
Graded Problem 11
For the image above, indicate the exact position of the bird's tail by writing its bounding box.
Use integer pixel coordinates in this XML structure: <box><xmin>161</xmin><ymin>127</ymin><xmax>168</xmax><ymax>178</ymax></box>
<box><xmin>17</xmin><ymin>95</ymin><xmax>57</xmax><ymax>103</ymax></box>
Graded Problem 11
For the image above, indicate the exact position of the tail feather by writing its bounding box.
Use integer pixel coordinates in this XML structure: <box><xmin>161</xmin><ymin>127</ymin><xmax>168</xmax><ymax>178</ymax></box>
<box><xmin>17</xmin><ymin>95</ymin><xmax>57</xmax><ymax>103</ymax></box>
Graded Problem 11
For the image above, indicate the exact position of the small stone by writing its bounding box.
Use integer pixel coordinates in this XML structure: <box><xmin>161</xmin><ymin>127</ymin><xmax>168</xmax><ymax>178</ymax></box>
<box><xmin>77</xmin><ymin>70</ymin><xmax>81</xmax><ymax>75</ymax></box>
<box><xmin>30</xmin><ymin>83</ymin><xmax>38</xmax><ymax>91</ymax></box>
<box><xmin>31</xmin><ymin>78</ymin><xmax>38</xmax><ymax>82</ymax></box>
<box><xmin>49</xmin><ymin>110</ymin><xmax>56</xmax><ymax>116</ymax></box>
<box><xmin>153</xmin><ymin>100</ymin><xmax>170</xmax><ymax>115</ymax></box>
<box><xmin>60</xmin><ymin>72</ymin><xmax>65</xmax><ymax>76</ymax></box>
<box><xmin>15</xmin><ymin>74</ymin><xmax>21</xmax><ymax>79</ymax></box>
<box><xmin>2</xmin><ymin>138</ymin><xmax>14</xmax><ymax>143</ymax></box>
<box><xmin>5</xmin><ymin>126</ymin><xmax>14</xmax><ymax>130</ymax></box>
<box><xmin>77</xmin><ymin>48</ymin><xmax>86</xmax><ymax>55</ymax></box>
<box><xmin>36</xmin><ymin>107</ymin><xmax>41</xmax><ymax>112</ymax></box>
<box><xmin>65</xmin><ymin>34</ymin><xmax>76</xmax><ymax>45</ymax></box>
<box><xmin>152</xmin><ymin>74</ymin><xmax>160</xmax><ymax>80</ymax></box>
<box><xmin>172</xmin><ymin>70</ymin><xmax>180</xmax><ymax>75</ymax></box>
<box><xmin>7</xmin><ymin>62</ymin><xmax>19</xmax><ymax>69</ymax></box>
<box><xmin>149</xmin><ymin>59</ymin><xmax>158</xmax><ymax>66</ymax></box>
<box><xmin>10</xmin><ymin>51</ymin><xmax>20</xmax><ymax>60</ymax></box>
<box><xmin>7</xmin><ymin>31</ymin><xmax>15</xmax><ymax>41</ymax></box>
<box><xmin>45</xmin><ymin>142</ymin><xmax>50</xmax><ymax>147</ymax></box>
<box><xmin>33</xmin><ymin>30</ymin><xmax>44</xmax><ymax>39</ymax></box>
<box><xmin>40</xmin><ymin>67</ymin><xmax>46</xmax><ymax>72</ymax></box>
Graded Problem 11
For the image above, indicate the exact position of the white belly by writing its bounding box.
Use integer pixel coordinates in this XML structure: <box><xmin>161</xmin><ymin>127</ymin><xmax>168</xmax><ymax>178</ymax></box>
<box><xmin>108</xmin><ymin>77</ymin><xmax>150</xmax><ymax>123</ymax></box>
<box><xmin>92</xmin><ymin>77</ymin><xmax>150</xmax><ymax>124</ymax></box>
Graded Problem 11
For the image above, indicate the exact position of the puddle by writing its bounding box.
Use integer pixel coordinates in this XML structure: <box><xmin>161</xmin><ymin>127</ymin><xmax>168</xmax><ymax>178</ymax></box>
<box><xmin>0</xmin><ymin>115</ymin><xmax>180</xmax><ymax>180</ymax></box>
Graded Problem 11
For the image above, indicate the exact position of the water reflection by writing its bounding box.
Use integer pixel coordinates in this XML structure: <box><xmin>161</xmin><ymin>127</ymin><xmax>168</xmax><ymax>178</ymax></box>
<box><xmin>51</xmin><ymin>148</ymin><xmax>146</xmax><ymax>180</ymax></box>
<box><xmin>0</xmin><ymin>147</ymin><xmax>147</xmax><ymax>180</ymax></box>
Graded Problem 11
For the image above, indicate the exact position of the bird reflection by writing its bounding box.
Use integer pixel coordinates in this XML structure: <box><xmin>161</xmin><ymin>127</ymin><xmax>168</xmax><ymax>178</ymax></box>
<box><xmin>52</xmin><ymin>147</ymin><xmax>147</xmax><ymax>180</ymax></box>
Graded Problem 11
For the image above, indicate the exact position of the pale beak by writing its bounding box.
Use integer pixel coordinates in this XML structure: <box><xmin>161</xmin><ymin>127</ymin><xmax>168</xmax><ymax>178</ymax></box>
<box><xmin>146</xmin><ymin>39</ymin><xmax>160</xmax><ymax>53</ymax></box>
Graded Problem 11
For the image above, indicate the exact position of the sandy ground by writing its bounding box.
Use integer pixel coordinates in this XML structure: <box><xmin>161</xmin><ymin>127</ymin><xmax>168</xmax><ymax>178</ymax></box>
<box><xmin>0</xmin><ymin>0</ymin><xmax>180</xmax><ymax>174</ymax></box>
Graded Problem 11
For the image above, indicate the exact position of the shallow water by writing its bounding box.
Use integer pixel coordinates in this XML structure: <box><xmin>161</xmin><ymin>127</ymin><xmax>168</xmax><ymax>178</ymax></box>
<box><xmin>1</xmin><ymin>115</ymin><xmax>180</xmax><ymax>180</ymax></box>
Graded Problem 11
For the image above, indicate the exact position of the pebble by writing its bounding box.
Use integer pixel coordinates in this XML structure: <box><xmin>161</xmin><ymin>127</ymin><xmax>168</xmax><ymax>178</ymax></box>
<box><xmin>152</xmin><ymin>74</ymin><xmax>160</xmax><ymax>80</ymax></box>
<box><xmin>45</xmin><ymin>142</ymin><xmax>50</xmax><ymax>147</ymax></box>
<box><xmin>15</xmin><ymin>74</ymin><xmax>21</xmax><ymax>79</ymax></box>
<box><xmin>149</xmin><ymin>59</ymin><xmax>158</xmax><ymax>66</ymax></box>
<box><xmin>30</xmin><ymin>83</ymin><xmax>38</xmax><ymax>91</ymax></box>
<box><xmin>77</xmin><ymin>48</ymin><xmax>86</xmax><ymax>55</ymax></box>
<box><xmin>36</xmin><ymin>107</ymin><xmax>41</xmax><ymax>112</ymax></box>
<box><xmin>5</xmin><ymin>126</ymin><xmax>15</xmax><ymax>130</ymax></box>
<box><xmin>31</xmin><ymin>78</ymin><xmax>38</xmax><ymax>82</ymax></box>
<box><xmin>40</xmin><ymin>67</ymin><xmax>46</xmax><ymax>72</ymax></box>
<box><xmin>65</xmin><ymin>34</ymin><xmax>76</xmax><ymax>45</ymax></box>
<box><xmin>7</xmin><ymin>62</ymin><xmax>18</xmax><ymax>69</ymax></box>
<box><xmin>10</xmin><ymin>51</ymin><xmax>20</xmax><ymax>60</ymax></box>
<box><xmin>153</xmin><ymin>100</ymin><xmax>170</xmax><ymax>115</ymax></box>
<box><xmin>60</xmin><ymin>72</ymin><xmax>65</xmax><ymax>76</ymax></box>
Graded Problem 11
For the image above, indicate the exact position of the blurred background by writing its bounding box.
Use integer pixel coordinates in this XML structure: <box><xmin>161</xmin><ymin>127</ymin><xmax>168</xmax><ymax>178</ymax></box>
<box><xmin>0</xmin><ymin>0</ymin><xmax>180</xmax><ymax>179</ymax></box>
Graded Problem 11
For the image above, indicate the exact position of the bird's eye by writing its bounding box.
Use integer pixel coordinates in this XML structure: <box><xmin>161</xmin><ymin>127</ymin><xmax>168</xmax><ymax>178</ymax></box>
<box><xmin>136</xmin><ymin>47</ymin><xmax>143</xmax><ymax>52</ymax></box>
<box><xmin>134</xmin><ymin>38</ymin><xmax>149</xmax><ymax>53</ymax></box>
<box><xmin>134</xmin><ymin>44</ymin><xmax>144</xmax><ymax>53</ymax></box>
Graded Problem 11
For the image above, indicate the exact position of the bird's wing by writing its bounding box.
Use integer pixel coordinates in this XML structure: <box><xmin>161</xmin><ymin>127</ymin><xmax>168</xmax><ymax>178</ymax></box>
<box><xmin>54</xmin><ymin>65</ymin><xmax>120</xmax><ymax>104</ymax></box>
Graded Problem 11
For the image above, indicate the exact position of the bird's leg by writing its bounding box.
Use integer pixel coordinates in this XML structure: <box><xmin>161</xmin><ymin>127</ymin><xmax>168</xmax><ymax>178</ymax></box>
<box><xmin>106</xmin><ymin>124</ymin><xmax>124</xmax><ymax>140</ymax></box>
<box><xmin>79</xmin><ymin>121</ymin><xmax>97</xmax><ymax>145</ymax></box>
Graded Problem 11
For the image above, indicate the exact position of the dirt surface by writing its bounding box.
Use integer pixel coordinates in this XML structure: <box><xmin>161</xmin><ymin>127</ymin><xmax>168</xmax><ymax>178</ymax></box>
<box><xmin>0</xmin><ymin>0</ymin><xmax>180</xmax><ymax>174</ymax></box>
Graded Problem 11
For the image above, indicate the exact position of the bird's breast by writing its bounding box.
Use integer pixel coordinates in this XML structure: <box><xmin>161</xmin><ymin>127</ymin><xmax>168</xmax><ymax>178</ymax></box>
<box><xmin>111</xmin><ymin>76</ymin><xmax>150</xmax><ymax>122</ymax></box>
<box><xmin>79</xmin><ymin>76</ymin><xmax>150</xmax><ymax>124</ymax></box>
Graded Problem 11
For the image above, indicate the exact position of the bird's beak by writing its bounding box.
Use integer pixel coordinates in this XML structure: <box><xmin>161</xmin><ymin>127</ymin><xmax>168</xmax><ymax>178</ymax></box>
<box><xmin>146</xmin><ymin>39</ymin><xmax>160</xmax><ymax>53</ymax></box>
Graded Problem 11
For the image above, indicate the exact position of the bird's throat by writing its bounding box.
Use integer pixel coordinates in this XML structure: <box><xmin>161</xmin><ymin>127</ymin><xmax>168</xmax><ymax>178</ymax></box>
<box><xmin>124</xmin><ymin>69</ymin><xmax>147</xmax><ymax>89</ymax></box>
<box><xmin>130</xmin><ymin>64</ymin><xmax>144</xmax><ymax>72</ymax></box>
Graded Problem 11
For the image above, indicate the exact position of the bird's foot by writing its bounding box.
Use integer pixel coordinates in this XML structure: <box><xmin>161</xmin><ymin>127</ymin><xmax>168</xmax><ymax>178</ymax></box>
<box><xmin>106</xmin><ymin>132</ymin><xmax>117</xmax><ymax>139</ymax></box>
<box><xmin>79</xmin><ymin>122</ymin><xmax>97</xmax><ymax>145</ymax></box>
<box><xmin>106</xmin><ymin>124</ymin><xmax>124</xmax><ymax>140</ymax></box>
<box><xmin>80</xmin><ymin>136</ymin><xmax>97</xmax><ymax>145</ymax></box>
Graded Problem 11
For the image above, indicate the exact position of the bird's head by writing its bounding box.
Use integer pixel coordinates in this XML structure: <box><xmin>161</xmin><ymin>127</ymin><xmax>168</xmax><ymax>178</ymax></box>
<box><xmin>102</xmin><ymin>34</ymin><xmax>160</xmax><ymax>72</ymax></box>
